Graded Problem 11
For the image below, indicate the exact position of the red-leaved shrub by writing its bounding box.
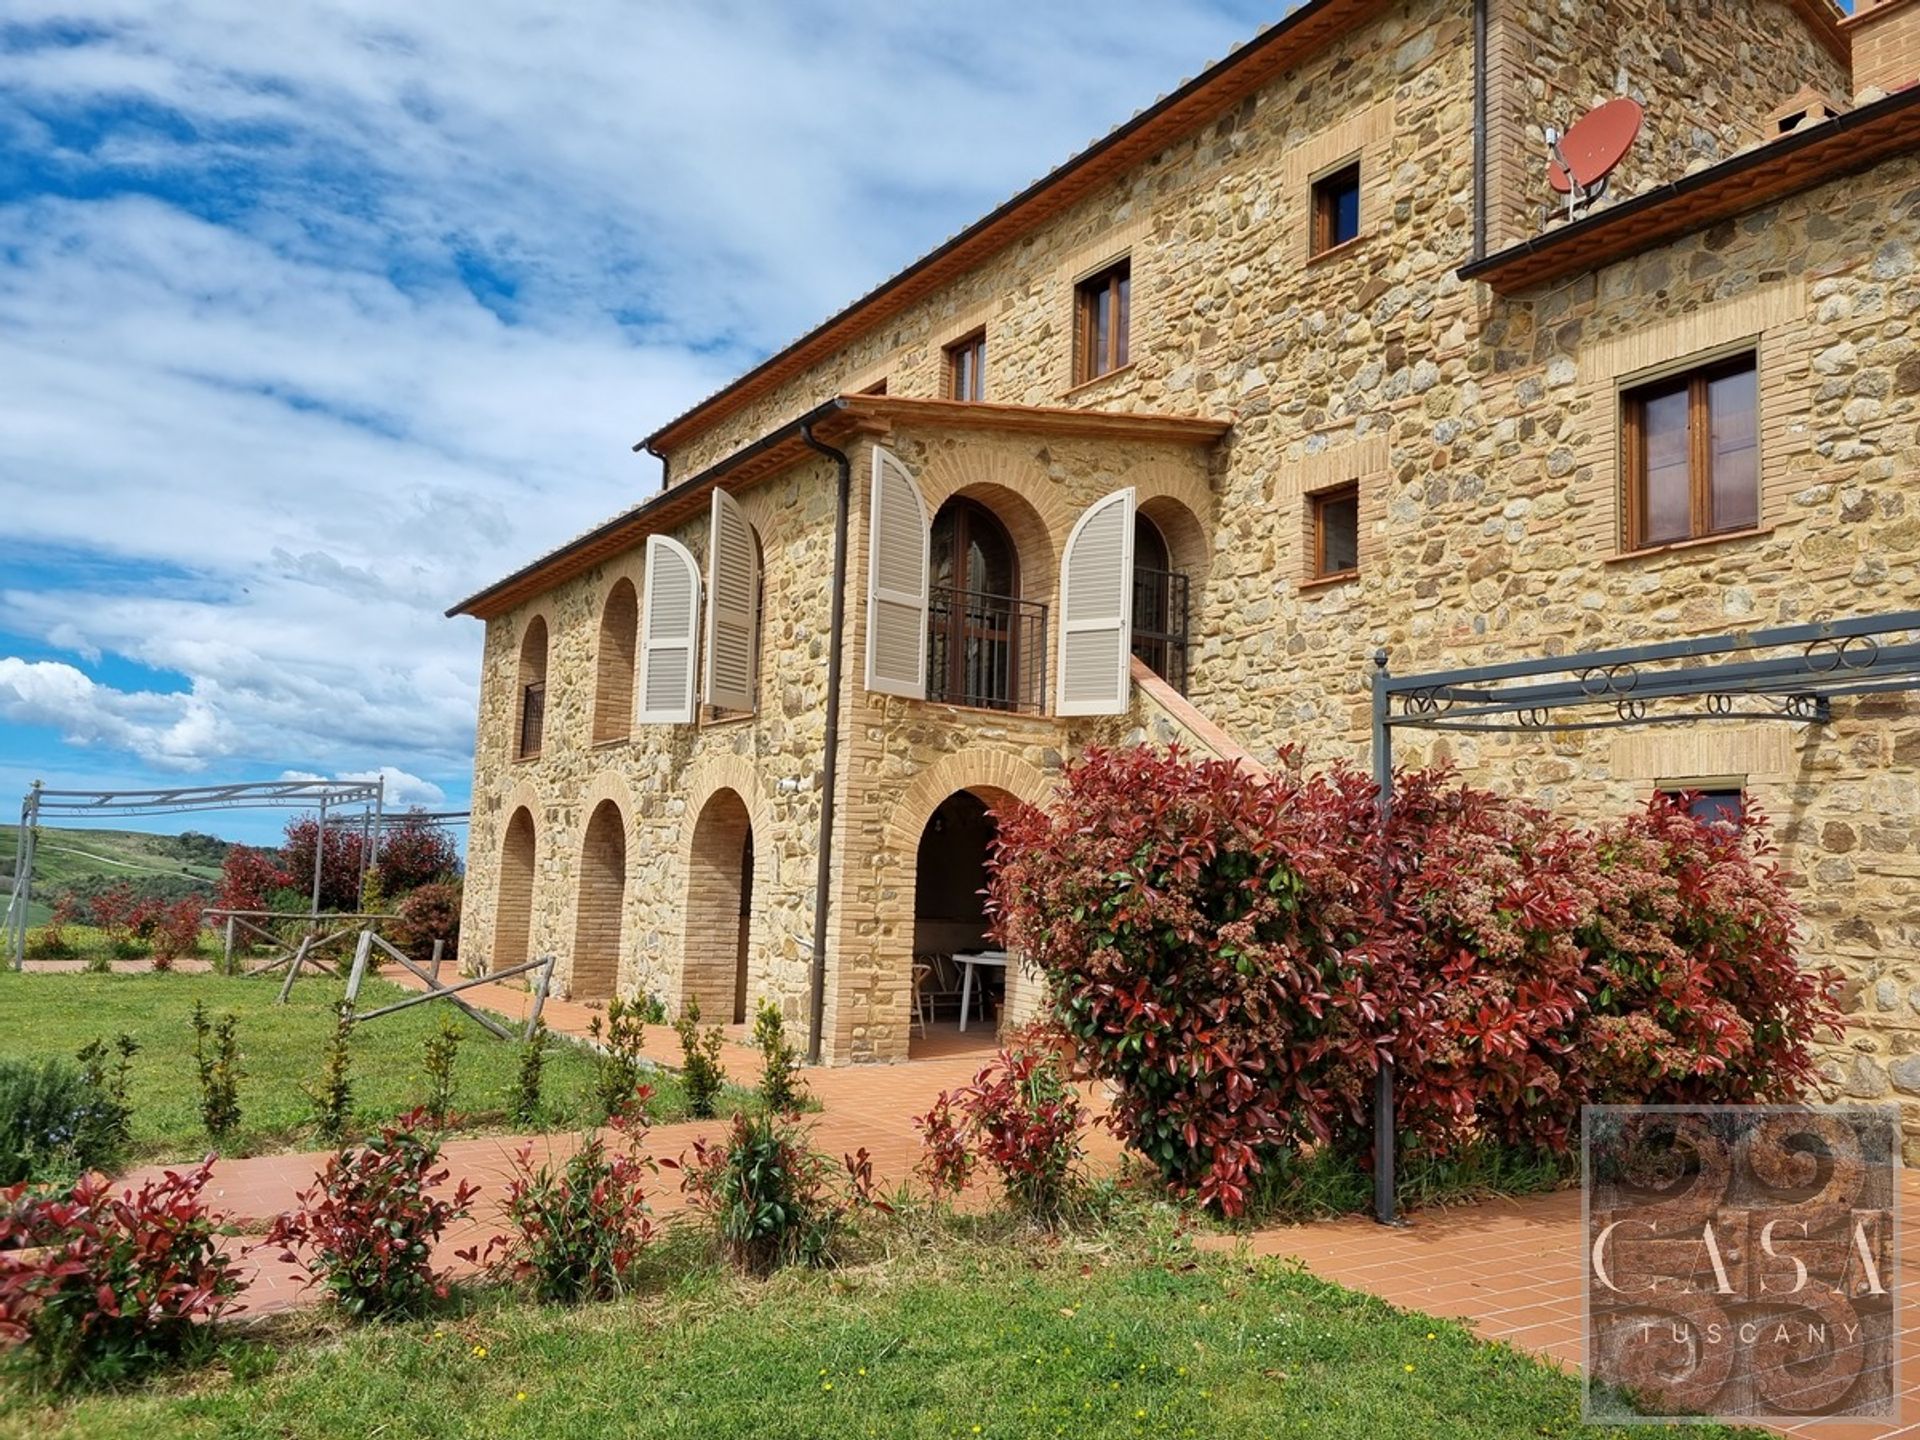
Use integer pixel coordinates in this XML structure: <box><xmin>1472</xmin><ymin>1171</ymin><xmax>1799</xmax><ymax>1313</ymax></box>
<box><xmin>486</xmin><ymin>1110</ymin><xmax>657</xmax><ymax>1303</ymax></box>
<box><xmin>0</xmin><ymin>1160</ymin><xmax>245</xmax><ymax>1392</ymax></box>
<box><xmin>387</xmin><ymin>881</ymin><xmax>461</xmax><ymax>963</ymax></box>
<box><xmin>914</xmin><ymin>1029</ymin><xmax>1089</xmax><ymax>1222</ymax></box>
<box><xmin>373</xmin><ymin>811</ymin><xmax>461</xmax><ymax>896</ymax></box>
<box><xmin>261</xmin><ymin>1110</ymin><xmax>478</xmax><ymax>1317</ymax></box>
<box><xmin>676</xmin><ymin>1114</ymin><xmax>886</xmax><ymax>1274</ymax></box>
<box><xmin>215</xmin><ymin>846</ymin><xmax>293</xmax><ymax>914</ymax></box>
<box><xmin>146</xmin><ymin>898</ymin><xmax>206</xmax><ymax>971</ymax></box>
<box><xmin>989</xmin><ymin>747</ymin><xmax>1840</xmax><ymax>1216</ymax></box>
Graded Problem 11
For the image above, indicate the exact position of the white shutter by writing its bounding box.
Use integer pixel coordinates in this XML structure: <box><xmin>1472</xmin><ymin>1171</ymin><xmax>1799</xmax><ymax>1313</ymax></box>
<box><xmin>637</xmin><ymin>534</ymin><xmax>700</xmax><ymax>724</ymax></box>
<box><xmin>864</xmin><ymin>445</ymin><xmax>929</xmax><ymax>699</ymax></box>
<box><xmin>1056</xmin><ymin>487</ymin><xmax>1136</xmax><ymax>716</ymax></box>
<box><xmin>702</xmin><ymin>488</ymin><xmax>760</xmax><ymax>713</ymax></box>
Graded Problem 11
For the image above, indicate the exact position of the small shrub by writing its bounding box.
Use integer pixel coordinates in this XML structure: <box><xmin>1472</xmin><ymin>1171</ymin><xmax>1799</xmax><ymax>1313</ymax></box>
<box><xmin>487</xmin><ymin>1106</ymin><xmax>657</xmax><ymax>1303</ymax></box>
<box><xmin>189</xmin><ymin>1002</ymin><xmax>243</xmax><ymax>1143</ymax></box>
<box><xmin>73</xmin><ymin>1034</ymin><xmax>139</xmax><ymax>1165</ymax></box>
<box><xmin>913</xmin><ymin>1032</ymin><xmax>1089</xmax><ymax>1224</ymax></box>
<box><xmin>90</xmin><ymin>883</ymin><xmax>143</xmax><ymax>960</ymax></box>
<box><xmin>678</xmin><ymin>1112</ymin><xmax>886</xmax><ymax>1275</ymax></box>
<box><xmin>215</xmin><ymin>846</ymin><xmax>294</xmax><ymax>915</ymax></box>
<box><xmin>25</xmin><ymin>896</ymin><xmax>78</xmax><ymax>961</ymax></box>
<box><xmin>260</xmin><ymin>1111</ymin><xmax>478</xmax><ymax>1318</ymax></box>
<box><xmin>0</xmin><ymin>1161</ymin><xmax>245</xmax><ymax>1393</ymax></box>
<box><xmin>673</xmin><ymin>995</ymin><xmax>727</xmax><ymax>1120</ymax></box>
<box><xmin>510</xmin><ymin>1018</ymin><xmax>548</xmax><ymax>1129</ymax></box>
<box><xmin>388</xmin><ymin>881</ymin><xmax>461</xmax><ymax>964</ymax></box>
<box><xmin>588</xmin><ymin>997</ymin><xmax>650</xmax><ymax>1122</ymax></box>
<box><xmin>307</xmin><ymin>1006</ymin><xmax>355</xmax><ymax>1144</ymax></box>
<box><xmin>752</xmin><ymin>999</ymin><xmax>806</xmax><ymax>1115</ymax></box>
<box><xmin>635</xmin><ymin>993</ymin><xmax>668</xmax><ymax>1025</ymax></box>
<box><xmin>420</xmin><ymin>1017</ymin><xmax>462</xmax><ymax>1129</ymax></box>
<box><xmin>145</xmin><ymin>897</ymin><xmax>205</xmax><ymax>971</ymax></box>
<box><xmin>373</xmin><ymin>811</ymin><xmax>461</xmax><ymax>896</ymax></box>
<box><xmin>0</xmin><ymin>1060</ymin><xmax>103</xmax><ymax>1185</ymax></box>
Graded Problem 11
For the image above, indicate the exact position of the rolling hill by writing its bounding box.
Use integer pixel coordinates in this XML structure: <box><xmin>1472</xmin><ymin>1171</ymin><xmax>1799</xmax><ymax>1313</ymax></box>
<box><xmin>0</xmin><ymin>825</ymin><xmax>232</xmax><ymax>926</ymax></box>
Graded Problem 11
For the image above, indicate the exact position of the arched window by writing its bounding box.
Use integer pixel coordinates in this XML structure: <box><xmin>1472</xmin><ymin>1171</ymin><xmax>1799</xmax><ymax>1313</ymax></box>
<box><xmin>1130</xmin><ymin>513</ymin><xmax>1189</xmax><ymax>691</ymax></box>
<box><xmin>593</xmin><ymin>580</ymin><xmax>638</xmax><ymax>744</ymax></box>
<box><xmin>928</xmin><ymin>498</ymin><xmax>1035</xmax><ymax>712</ymax></box>
<box><xmin>516</xmin><ymin>616</ymin><xmax>548</xmax><ymax>759</ymax></box>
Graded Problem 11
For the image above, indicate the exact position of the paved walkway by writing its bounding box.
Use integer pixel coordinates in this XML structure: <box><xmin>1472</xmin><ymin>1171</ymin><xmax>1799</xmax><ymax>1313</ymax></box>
<box><xmin>1215</xmin><ymin>1178</ymin><xmax>1920</xmax><ymax>1439</ymax></box>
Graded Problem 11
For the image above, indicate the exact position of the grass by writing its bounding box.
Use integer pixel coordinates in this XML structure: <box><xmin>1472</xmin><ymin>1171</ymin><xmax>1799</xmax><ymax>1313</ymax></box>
<box><xmin>3</xmin><ymin>826</ymin><xmax>226</xmax><ymax>927</ymax></box>
<box><xmin>0</xmin><ymin>1210</ymin><xmax>1771</xmax><ymax>1440</ymax></box>
<box><xmin>1237</xmin><ymin>1138</ymin><xmax>1574</xmax><ymax>1226</ymax></box>
<box><xmin>0</xmin><ymin>969</ymin><xmax>744</xmax><ymax>1165</ymax></box>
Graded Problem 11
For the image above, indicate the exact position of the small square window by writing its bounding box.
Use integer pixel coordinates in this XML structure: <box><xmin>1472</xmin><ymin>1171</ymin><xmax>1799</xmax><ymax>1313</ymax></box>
<box><xmin>1622</xmin><ymin>352</ymin><xmax>1758</xmax><ymax>550</ymax></box>
<box><xmin>1661</xmin><ymin>786</ymin><xmax>1745</xmax><ymax>829</ymax></box>
<box><xmin>1310</xmin><ymin>483</ymin><xmax>1360</xmax><ymax>579</ymax></box>
<box><xmin>946</xmin><ymin>329</ymin><xmax>986</xmax><ymax>402</ymax></box>
<box><xmin>1074</xmin><ymin>259</ymin><xmax>1130</xmax><ymax>384</ymax></box>
<box><xmin>1311</xmin><ymin>161</ymin><xmax>1362</xmax><ymax>255</ymax></box>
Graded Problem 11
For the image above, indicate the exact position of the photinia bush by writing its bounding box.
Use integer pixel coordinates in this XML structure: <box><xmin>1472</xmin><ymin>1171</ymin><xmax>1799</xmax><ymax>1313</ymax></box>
<box><xmin>215</xmin><ymin>846</ymin><xmax>294</xmax><ymax>915</ymax></box>
<box><xmin>387</xmin><ymin>881</ymin><xmax>461</xmax><ymax>963</ymax></box>
<box><xmin>0</xmin><ymin>1160</ymin><xmax>246</xmax><ymax>1393</ymax></box>
<box><xmin>989</xmin><ymin>747</ymin><xmax>1837</xmax><ymax>1216</ymax></box>
<box><xmin>913</xmin><ymin>1028</ymin><xmax>1090</xmax><ymax>1223</ymax></box>
<box><xmin>261</xmin><ymin>1110</ymin><xmax>478</xmax><ymax>1317</ymax></box>
<box><xmin>373</xmin><ymin>811</ymin><xmax>462</xmax><ymax>896</ymax></box>
<box><xmin>486</xmin><ymin>1106</ymin><xmax>657</xmax><ymax>1303</ymax></box>
<box><xmin>146</xmin><ymin>897</ymin><xmax>206</xmax><ymax>970</ymax></box>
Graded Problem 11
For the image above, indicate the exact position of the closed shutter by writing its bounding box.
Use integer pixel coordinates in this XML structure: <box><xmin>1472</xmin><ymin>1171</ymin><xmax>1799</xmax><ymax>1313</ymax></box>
<box><xmin>1056</xmin><ymin>487</ymin><xmax>1136</xmax><ymax>715</ymax></box>
<box><xmin>864</xmin><ymin>445</ymin><xmax>929</xmax><ymax>698</ymax></box>
<box><xmin>637</xmin><ymin>534</ymin><xmax>700</xmax><ymax>724</ymax></box>
<box><xmin>702</xmin><ymin>488</ymin><xmax>760</xmax><ymax>712</ymax></box>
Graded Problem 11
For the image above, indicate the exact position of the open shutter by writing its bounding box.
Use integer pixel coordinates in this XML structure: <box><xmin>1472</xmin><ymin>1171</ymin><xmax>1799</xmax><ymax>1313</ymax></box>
<box><xmin>1056</xmin><ymin>487</ymin><xmax>1136</xmax><ymax>715</ymax></box>
<box><xmin>637</xmin><ymin>534</ymin><xmax>700</xmax><ymax>724</ymax></box>
<box><xmin>864</xmin><ymin>445</ymin><xmax>929</xmax><ymax>698</ymax></box>
<box><xmin>702</xmin><ymin>488</ymin><xmax>760</xmax><ymax>712</ymax></box>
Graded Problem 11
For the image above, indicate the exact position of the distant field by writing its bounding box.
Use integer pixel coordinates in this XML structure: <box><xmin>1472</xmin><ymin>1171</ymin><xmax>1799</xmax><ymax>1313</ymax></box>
<box><xmin>2</xmin><ymin>824</ymin><xmax>229</xmax><ymax>925</ymax></box>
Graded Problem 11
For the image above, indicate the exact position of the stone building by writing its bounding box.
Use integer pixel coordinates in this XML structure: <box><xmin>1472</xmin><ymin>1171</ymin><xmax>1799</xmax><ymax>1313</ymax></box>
<box><xmin>450</xmin><ymin>0</ymin><xmax>1920</xmax><ymax>1115</ymax></box>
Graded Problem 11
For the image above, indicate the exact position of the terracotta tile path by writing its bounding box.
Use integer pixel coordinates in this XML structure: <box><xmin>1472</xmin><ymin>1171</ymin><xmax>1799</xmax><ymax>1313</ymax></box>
<box><xmin>109</xmin><ymin>970</ymin><xmax>1920</xmax><ymax>1434</ymax></box>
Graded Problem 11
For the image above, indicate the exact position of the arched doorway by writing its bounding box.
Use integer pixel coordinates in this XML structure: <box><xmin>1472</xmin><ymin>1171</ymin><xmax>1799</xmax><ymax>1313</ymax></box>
<box><xmin>928</xmin><ymin>497</ymin><xmax>1028</xmax><ymax>711</ymax></box>
<box><xmin>910</xmin><ymin>789</ymin><xmax>1005</xmax><ymax>1054</ymax></box>
<box><xmin>1130</xmin><ymin>505</ymin><xmax>1195</xmax><ymax>692</ymax></box>
<box><xmin>686</xmin><ymin>788</ymin><xmax>754</xmax><ymax>1020</ymax></box>
<box><xmin>572</xmin><ymin>799</ymin><xmax>625</xmax><ymax>999</ymax></box>
<box><xmin>494</xmin><ymin>806</ymin><xmax>536</xmax><ymax>974</ymax></box>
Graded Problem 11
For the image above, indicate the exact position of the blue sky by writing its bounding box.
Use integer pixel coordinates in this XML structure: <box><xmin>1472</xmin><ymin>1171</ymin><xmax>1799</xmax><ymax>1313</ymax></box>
<box><xmin>1</xmin><ymin>1</ymin><xmax>1283</xmax><ymax>842</ymax></box>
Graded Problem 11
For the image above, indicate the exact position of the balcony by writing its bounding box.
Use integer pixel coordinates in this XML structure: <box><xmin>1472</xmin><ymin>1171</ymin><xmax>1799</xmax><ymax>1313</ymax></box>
<box><xmin>926</xmin><ymin>585</ymin><xmax>1047</xmax><ymax>714</ymax></box>
<box><xmin>1131</xmin><ymin>564</ymin><xmax>1190</xmax><ymax>693</ymax></box>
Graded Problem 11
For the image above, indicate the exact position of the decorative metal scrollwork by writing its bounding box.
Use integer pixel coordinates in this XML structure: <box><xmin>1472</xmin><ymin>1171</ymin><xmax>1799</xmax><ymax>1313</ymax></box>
<box><xmin>1704</xmin><ymin>693</ymin><xmax>1733</xmax><ymax>715</ymax></box>
<box><xmin>1517</xmin><ymin>706</ymin><xmax>1553</xmax><ymax>729</ymax></box>
<box><xmin>1778</xmin><ymin>694</ymin><xmax>1822</xmax><ymax>721</ymax></box>
<box><xmin>1805</xmin><ymin>637</ymin><xmax>1844</xmax><ymax>672</ymax></box>
<box><xmin>1838</xmin><ymin>634</ymin><xmax>1881</xmax><ymax>670</ymax></box>
<box><xmin>1616</xmin><ymin>698</ymin><xmax>1648</xmax><ymax>722</ymax></box>
<box><xmin>1401</xmin><ymin>687</ymin><xmax>1453</xmax><ymax>717</ymax></box>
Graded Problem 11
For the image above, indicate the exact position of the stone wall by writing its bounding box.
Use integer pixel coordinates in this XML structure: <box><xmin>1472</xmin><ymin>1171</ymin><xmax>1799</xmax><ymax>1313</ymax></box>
<box><xmin>455</xmin><ymin>0</ymin><xmax>1920</xmax><ymax>1124</ymax></box>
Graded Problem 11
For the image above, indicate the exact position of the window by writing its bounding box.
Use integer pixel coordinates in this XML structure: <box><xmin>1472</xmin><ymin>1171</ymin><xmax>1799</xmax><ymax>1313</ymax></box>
<box><xmin>1623</xmin><ymin>352</ymin><xmax>1759</xmax><ymax>550</ymax></box>
<box><xmin>926</xmin><ymin>498</ymin><xmax>1043</xmax><ymax>712</ymax></box>
<box><xmin>516</xmin><ymin>615</ymin><xmax>548</xmax><ymax>759</ymax></box>
<box><xmin>859</xmin><ymin>377</ymin><xmax>889</xmax><ymax>396</ymax></box>
<box><xmin>946</xmin><ymin>329</ymin><xmax>986</xmax><ymax>402</ymax></box>
<box><xmin>1074</xmin><ymin>259</ymin><xmax>1130</xmax><ymax>384</ymax></box>
<box><xmin>1311</xmin><ymin>161</ymin><xmax>1362</xmax><ymax>255</ymax></box>
<box><xmin>1309</xmin><ymin>483</ymin><xmax>1360</xmax><ymax>580</ymax></box>
<box><xmin>1661</xmin><ymin>786</ymin><xmax>1745</xmax><ymax>829</ymax></box>
<box><xmin>1130</xmin><ymin>514</ymin><xmax>1190</xmax><ymax>692</ymax></box>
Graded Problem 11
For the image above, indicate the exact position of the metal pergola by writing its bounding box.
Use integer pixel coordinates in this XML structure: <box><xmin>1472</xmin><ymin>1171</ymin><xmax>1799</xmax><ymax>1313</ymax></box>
<box><xmin>1368</xmin><ymin>609</ymin><xmax>1920</xmax><ymax>1225</ymax></box>
<box><xmin>4</xmin><ymin>778</ymin><xmax>386</xmax><ymax>968</ymax></box>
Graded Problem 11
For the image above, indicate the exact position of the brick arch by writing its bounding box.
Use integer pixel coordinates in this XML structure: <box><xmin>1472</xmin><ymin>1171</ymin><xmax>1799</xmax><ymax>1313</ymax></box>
<box><xmin>592</xmin><ymin>577</ymin><xmax>639</xmax><ymax>744</ymax></box>
<box><xmin>914</xmin><ymin>446</ymin><xmax>1072</xmax><ymax>605</ymax></box>
<box><xmin>681</xmin><ymin>787</ymin><xmax>756</xmax><ymax>1022</ymax></box>
<box><xmin>493</xmin><ymin>800</ymin><xmax>538</xmax><ymax>977</ymax></box>
<box><xmin>883</xmin><ymin>748</ymin><xmax>1055</xmax><ymax>857</ymax></box>
<box><xmin>511</xmin><ymin>599</ymin><xmax>556</xmax><ymax>760</ymax></box>
<box><xmin>1126</xmin><ymin>459</ymin><xmax>1215</xmax><ymax>591</ymax></box>
<box><xmin>572</xmin><ymin>797</ymin><xmax>626</xmax><ymax>1000</ymax></box>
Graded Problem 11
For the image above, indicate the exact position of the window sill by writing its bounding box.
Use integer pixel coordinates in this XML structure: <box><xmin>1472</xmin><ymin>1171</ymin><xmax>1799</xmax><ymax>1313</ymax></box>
<box><xmin>1061</xmin><ymin>363</ymin><xmax>1137</xmax><ymax>401</ymax></box>
<box><xmin>591</xmin><ymin>736</ymin><xmax>629</xmax><ymax>751</ymax></box>
<box><xmin>1606</xmin><ymin>525</ymin><xmax>1773</xmax><ymax>563</ymax></box>
<box><xmin>1299</xmin><ymin>569</ymin><xmax>1360</xmax><ymax>592</ymax></box>
<box><xmin>513</xmin><ymin>752</ymin><xmax>542</xmax><ymax>764</ymax></box>
<box><xmin>1306</xmin><ymin>233</ymin><xmax>1371</xmax><ymax>267</ymax></box>
<box><xmin>699</xmin><ymin>710</ymin><xmax>756</xmax><ymax>729</ymax></box>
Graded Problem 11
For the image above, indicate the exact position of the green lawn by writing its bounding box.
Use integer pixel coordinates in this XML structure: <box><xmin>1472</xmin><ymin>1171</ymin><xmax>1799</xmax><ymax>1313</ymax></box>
<box><xmin>0</xmin><ymin>969</ymin><xmax>737</xmax><ymax>1165</ymax></box>
<box><xmin>4</xmin><ymin>1218</ymin><xmax>1768</xmax><ymax>1440</ymax></box>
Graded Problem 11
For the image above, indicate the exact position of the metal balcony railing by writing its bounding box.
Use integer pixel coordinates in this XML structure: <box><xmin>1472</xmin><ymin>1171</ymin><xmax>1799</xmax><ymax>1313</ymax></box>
<box><xmin>927</xmin><ymin>586</ymin><xmax>1047</xmax><ymax>714</ymax></box>
<box><xmin>1131</xmin><ymin>565</ymin><xmax>1190</xmax><ymax>694</ymax></box>
<box><xmin>518</xmin><ymin>682</ymin><xmax>545</xmax><ymax>759</ymax></box>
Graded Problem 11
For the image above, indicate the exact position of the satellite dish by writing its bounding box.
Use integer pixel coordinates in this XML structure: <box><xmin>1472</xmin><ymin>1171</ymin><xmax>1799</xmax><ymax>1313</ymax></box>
<box><xmin>1543</xmin><ymin>97</ymin><xmax>1643</xmax><ymax>222</ymax></box>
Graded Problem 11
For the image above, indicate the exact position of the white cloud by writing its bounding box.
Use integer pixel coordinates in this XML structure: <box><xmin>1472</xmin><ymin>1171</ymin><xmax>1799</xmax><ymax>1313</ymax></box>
<box><xmin>280</xmin><ymin>766</ymin><xmax>447</xmax><ymax>808</ymax></box>
<box><xmin>0</xmin><ymin>1</ymin><xmax>1267</xmax><ymax>793</ymax></box>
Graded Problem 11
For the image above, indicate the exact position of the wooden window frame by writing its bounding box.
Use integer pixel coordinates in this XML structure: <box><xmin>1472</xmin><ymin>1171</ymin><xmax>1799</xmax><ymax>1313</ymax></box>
<box><xmin>945</xmin><ymin>328</ymin><xmax>986</xmax><ymax>402</ymax></box>
<box><xmin>1308</xmin><ymin>482</ymin><xmax>1361</xmax><ymax>582</ymax></box>
<box><xmin>1620</xmin><ymin>350</ymin><xmax>1759</xmax><ymax>552</ymax></box>
<box><xmin>1073</xmin><ymin>258</ymin><xmax>1131</xmax><ymax>385</ymax></box>
<box><xmin>1310</xmin><ymin>160</ymin><xmax>1362</xmax><ymax>257</ymax></box>
<box><xmin>518</xmin><ymin>680</ymin><xmax>545</xmax><ymax>760</ymax></box>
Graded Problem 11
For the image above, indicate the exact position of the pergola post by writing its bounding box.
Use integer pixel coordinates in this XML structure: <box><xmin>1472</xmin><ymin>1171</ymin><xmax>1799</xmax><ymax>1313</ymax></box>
<box><xmin>309</xmin><ymin>796</ymin><xmax>328</xmax><ymax>920</ymax></box>
<box><xmin>1370</xmin><ymin>651</ymin><xmax>1398</xmax><ymax>1227</ymax></box>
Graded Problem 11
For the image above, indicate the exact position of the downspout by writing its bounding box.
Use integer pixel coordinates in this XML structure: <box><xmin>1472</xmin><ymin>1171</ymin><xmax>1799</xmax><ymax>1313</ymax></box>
<box><xmin>642</xmin><ymin>439</ymin><xmax>671</xmax><ymax>494</ymax></box>
<box><xmin>799</xmin><ymin>422</ymin><xmax>852</xmax><ymax>1065</ymax></box>
<box><xmin>1472</xmin><ymin>0</ymin><xmax>1489</xmax><ymax>261</ymax></box>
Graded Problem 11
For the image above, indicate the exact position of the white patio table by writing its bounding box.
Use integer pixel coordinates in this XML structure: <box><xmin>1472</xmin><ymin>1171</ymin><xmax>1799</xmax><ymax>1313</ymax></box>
<box><xmin>952</xmin><ymin>949</ymin><xmax>1009</xmax><ymax>1032</ymax></box>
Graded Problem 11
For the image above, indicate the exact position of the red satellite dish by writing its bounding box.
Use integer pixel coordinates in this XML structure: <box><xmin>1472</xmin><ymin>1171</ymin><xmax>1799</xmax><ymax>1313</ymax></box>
<box><xmin>1548</xmin><ymin>97</ymin><xmax>1644</xmax><ymax>194</ymax></box>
